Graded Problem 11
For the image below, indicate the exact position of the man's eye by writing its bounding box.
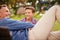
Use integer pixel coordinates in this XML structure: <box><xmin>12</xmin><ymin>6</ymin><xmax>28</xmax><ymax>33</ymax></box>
<box><xmin>6</xmin><ymin>10</ymin><xmax>9</xmax><ymax>12</ymax></box>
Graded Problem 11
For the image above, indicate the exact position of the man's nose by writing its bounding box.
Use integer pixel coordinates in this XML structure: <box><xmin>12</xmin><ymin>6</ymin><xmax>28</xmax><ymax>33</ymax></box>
<box><xmin>7</xmin><ymin>12</ymin><xmax>11</xmax><ymax>16</ymax></box>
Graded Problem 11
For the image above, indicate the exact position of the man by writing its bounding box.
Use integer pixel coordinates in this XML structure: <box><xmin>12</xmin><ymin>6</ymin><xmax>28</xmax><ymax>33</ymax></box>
<box><xmin>0</xmin><ymin>4</ymin><xmax>34</xmax><ymax>40</ymax></box>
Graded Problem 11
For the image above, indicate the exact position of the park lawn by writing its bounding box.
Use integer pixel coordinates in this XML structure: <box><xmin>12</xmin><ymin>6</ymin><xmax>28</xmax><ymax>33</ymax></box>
<box><xmin>11</xmin><ymin>13</ymin><xmax>60</xmax><ymax>31</ymax></box>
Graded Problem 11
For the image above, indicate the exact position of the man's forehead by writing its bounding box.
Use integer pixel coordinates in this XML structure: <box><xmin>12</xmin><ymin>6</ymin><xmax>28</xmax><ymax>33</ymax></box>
<box><xmin>0</xmin><ymin>7</ymin><xmax>9</xmax><ymax>13</ymax></box>
<box><xmin>1</xmin><ymin>7</ymin><xmax>9</xmax><ymax>10</ymax></box>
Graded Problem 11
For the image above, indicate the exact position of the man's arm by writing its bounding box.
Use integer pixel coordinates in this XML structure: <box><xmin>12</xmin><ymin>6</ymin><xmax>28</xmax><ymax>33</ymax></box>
<box><xmin>0</xmin><ymin>18</ymin><xmax>34</xmax><ymax>31</ymax></box>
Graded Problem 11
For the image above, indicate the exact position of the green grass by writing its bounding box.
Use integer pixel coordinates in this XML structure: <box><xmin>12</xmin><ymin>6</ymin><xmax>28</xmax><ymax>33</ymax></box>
<box><xmin>11</xmin><ymin>13</ymin><xmax>60</xmax><ymax>31</ymax></box>
<box><xmin>10</xmin><ymin>14</ymin><xmax>25</xmax><ymax>20</ymax></box>
<box><xmin>53</xmin><ymin>21</ymin><xmax>60</xmax><ymax>31</ymax></box>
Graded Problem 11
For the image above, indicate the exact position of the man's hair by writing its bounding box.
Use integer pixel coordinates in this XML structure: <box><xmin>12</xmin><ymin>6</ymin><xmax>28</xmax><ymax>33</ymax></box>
<box><xmin>0</xmin><ymin>4</ymin><xmax>7</xmax><ymax>9</ymax></box>
<box><xmin>25</xmin><ymin>6</ymin><xmax>35</xmax><ymax>13</ymax></box>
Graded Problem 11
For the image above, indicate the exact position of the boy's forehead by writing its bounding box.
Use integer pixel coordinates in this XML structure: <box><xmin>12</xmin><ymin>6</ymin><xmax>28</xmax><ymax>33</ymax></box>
<box><xmin>25</xmin><ymin>9</ymin><xmax>32</xmax><ymax>11</ymax></box>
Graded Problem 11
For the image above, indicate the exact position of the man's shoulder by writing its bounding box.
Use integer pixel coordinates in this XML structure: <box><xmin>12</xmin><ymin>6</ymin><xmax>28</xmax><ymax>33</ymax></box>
<box><xmin>3</xmin><ymin>18</ymin><xmax>14</xmax><ymax>21</ymax></box>
<box><xmin>0</xmin><ymin>18</ymin><xmax>16</xmax><ymax>23</ymax></box>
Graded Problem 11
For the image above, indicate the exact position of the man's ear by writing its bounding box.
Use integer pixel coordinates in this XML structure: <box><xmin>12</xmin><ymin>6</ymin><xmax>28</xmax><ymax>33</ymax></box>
<box><xmin>0</xmin><ymin>11</ymin><xmax>2</xmax><ymax>13</ymax></box>
<box><xmin>0</xmin><ymin>13</ymin><xmax>1</xmax><ymax>16</ymax></box>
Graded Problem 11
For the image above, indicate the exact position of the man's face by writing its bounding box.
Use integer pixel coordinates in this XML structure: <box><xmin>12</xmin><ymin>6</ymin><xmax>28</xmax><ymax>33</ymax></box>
<box><xmin>25</xmin><ymin>9</ymin><xmax>34</xmax><ymax>19</ymax></box>
<box><xmin>0</xmin><ymin>7</ymin><xmax>10</xmax><ymax>18</ymax></box>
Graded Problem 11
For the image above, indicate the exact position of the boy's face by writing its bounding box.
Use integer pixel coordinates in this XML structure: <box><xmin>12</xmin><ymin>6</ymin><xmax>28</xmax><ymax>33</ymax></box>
<box><xmin>0</xmin><ymin>7</ymin><xmax>10</xmax><ymax>18</ymax></box>
<box><xmin>25</xmin><ymin>9</ymin><xmax>34</xmax><ymax>19</ymax></box>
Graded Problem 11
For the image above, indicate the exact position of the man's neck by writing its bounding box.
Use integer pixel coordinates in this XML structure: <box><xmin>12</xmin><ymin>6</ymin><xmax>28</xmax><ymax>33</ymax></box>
<box><xmin>0</xmin><ymin>16</ymin><xmax>6</xmax><ymax>20</ymax></box>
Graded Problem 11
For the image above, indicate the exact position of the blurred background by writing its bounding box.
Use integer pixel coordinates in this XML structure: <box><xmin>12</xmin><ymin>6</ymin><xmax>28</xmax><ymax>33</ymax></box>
<box><xmin>0</xmin><ymin>0</ymin><xmax>60</xmax><ymax>31</ymax></box>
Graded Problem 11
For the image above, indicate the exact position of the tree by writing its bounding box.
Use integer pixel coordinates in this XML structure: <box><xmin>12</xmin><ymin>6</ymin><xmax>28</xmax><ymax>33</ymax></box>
<box><xmin>27</xmin><ymin>0</ymin><xmax>36</xmax><ymax>7</ymax></box>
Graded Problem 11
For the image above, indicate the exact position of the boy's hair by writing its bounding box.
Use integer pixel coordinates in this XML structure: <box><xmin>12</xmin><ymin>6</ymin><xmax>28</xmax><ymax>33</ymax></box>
<box><xmin>25</xmin><ymin>6</ymin><xmax>35</xmax><ymax>13</ymax></box>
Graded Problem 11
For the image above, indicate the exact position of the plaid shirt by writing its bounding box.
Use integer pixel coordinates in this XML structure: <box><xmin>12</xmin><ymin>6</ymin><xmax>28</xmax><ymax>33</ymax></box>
<box><xmin>20</xmin><ymin>18</ymin><xmax>37</xmax><ymax>24</ymax></box>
